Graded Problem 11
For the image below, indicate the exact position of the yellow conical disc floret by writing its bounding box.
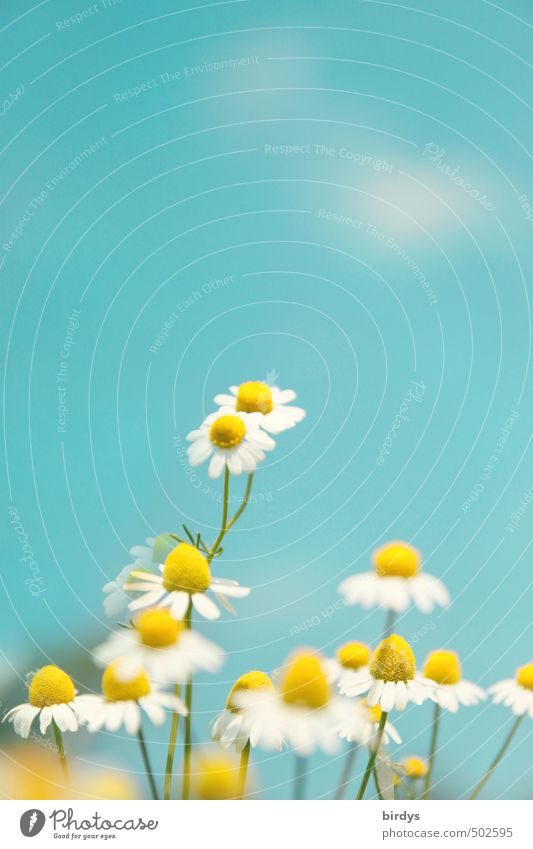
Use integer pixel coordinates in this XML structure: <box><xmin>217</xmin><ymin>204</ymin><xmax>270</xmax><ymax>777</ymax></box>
<box><xmin>281</xmin><ymin>651</ymin><xmax>330</xmax><ymax>709</ymax></box>
<box><xmin>424</xmin><ymin>650</ymin><xmax>462</xmax><ymax>685</ymax></box>
<box><xmin>516</xmin><ymin>663</ymin><xmax>533</xmax><ymax>691</ymax></box>
<box><xmin>162</xmin><ymin>543</ymin><xmax>211</xmax><ymax>594</ymax></box>
<box><xmin>135</xmin><ymin>609</ymin><xmax>183</xmax><ymax>648</ymax></box>
<box><xmin>236</xmin><ymin>381</ymin><xmax>273</xmax><ymax>415</ymax></box>
<box><xmin>193</xmin><ymin>753</ymin><xmax>240</xmax><ymax>800</ymax></box>
<box><xmin>102</xmin><ymin>662</ymin><xmax>150</xmax><ymax>702</ymax></box>
<box><xmin>226</xmin><ymin>670</ymin><xmax>274</xmax><ymax>711</ymax></box>
<box><xmin>370</xmin><ymin>635</ymin><xmax>416</xmax><ymax>683</ymax></box>
<box><xmin>28</xmin><ymin>665</ymin><xmax>75</xmax><ymax>707</ymax></box>
<box><xmin>337</xmin><ymin>641</ymin><xmax>370</xmax><ymax>670</ymax></box>
<box><xmin>373</xmin><ymin>541</ymin><xmax>419</xmax><ymax>578</ymax></box>
<box><xmin>402</xmin><ymin>756</ymin><xmax>428</xmax><ymax>779</ymax></box>
<box><xmin>209</xmin><ymin>415</ymin><xmax>246</xmax><ymax>449</ymax></box>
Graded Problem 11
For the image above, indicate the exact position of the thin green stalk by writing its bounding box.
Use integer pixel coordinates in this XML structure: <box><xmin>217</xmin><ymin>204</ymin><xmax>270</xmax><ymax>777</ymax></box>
<box><xmin>372</xmin><ymin>766</ymin><xmax>384</xmax><ymax>799</ymax></box>
<box><xmin>422</xmin><ymin>702</ymin><xmax>441</xmax><ymax>800</ymax></box>
<box><xmin>384</xmin><ymin>609</ymin><xmax>397</xmax><ymax>639</ymax></box>
<box><xmin>52</xmin><ymin>720</ymin><xmax>69</xmax><ymax>779</ymax></box>
<box><xmin>237</xmin><ymin>739</ymin><xmax>251</xmax><ymax>799</ymax></box>
<box><xmin>225</xmin><ymin>473</ymin><xmax>254</xmax><ymax>532</ymax></box>
<box><xmin>334</xmin><ymin>741</ymin><xmax>358</xmax><ymax>799</ymax></box>
<box><xmin>469</xmin><ymin>715</ymin><xmax>524</xmax><ymax>800</ymax></box>
<box><xmin>208</xmin><ymin>471</ymin><xmax>254</xmax><ymax>562</ymax></box>
<box><xmin>180</xmin><ymin>602</ymin><xmax>194</xmax><ymax>800</ymax></box>
<box><xmin>294</xmin><ymin>754</ymin><xmax>307</xmax><ymax>800</ymax></box>
<box><xmin>137</xmin><ymin>726</ymin><xmax>159</xmax><ymax>800</ymax></box>
<box><xmin>356</xmin><ymin>712</ymin><xmax>388</xmax><ymax>799</ymax></box>
<box><xmin>163</xmin><ymin>684</ymin><xmax>182</xmax><ymax>800</ymax></box>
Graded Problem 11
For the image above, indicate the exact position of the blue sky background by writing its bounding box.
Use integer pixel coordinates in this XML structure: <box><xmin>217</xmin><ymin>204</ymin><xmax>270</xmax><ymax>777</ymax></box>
<box><xmin>1</xmin><ymin>0</ymin><xmax>532</xmax><ymax>800</ymax></box>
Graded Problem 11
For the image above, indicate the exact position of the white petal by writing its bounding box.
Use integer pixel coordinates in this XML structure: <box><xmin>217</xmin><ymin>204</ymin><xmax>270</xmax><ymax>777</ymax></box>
<box><xmin>208</xmin><ymin>453</ymin><xmax>226</xmax><ymax>478</ymax></box>
<box><xmin>187</xmin><ymin>439</ymin><xmax>212</xmax><ymax>466</ymax></box>
<box><xmin>380</xmin><ymin>681</ymin><xmax>397</xmax><ymax>712</ymax></box>
<box><xmin>394</xmin><ymin>680</ymin><xmax>408</xmax><ymax>711</ymax></box>
<box><xmin>128</xmin><ymin>587</ymin><xmax>166</xmax><ymax>611</ymax></box>
<box><xmin>8</xmin><ymin>704</ymin><xmax>39</xmax><ymax>739</ymax></box>
<box><xmin>367</xmin><ymin>679</ymin><xmax>384</xmax><ymax>707</ymax></box>
<box><xmin>170</xmin><ymin>591</ymin><xmax>190</xmax><ymax>620</ymax></box>
<box><xmin>39</xmin><ymin>706</ymin><xmax>53</xmax><ymax>734</ymax></box>
<box><xmin>211</xmin><ymin>580</ymin><xmax>250</xmax><ymax>598</ymax></box>
<box><xmin>192</xmin><ymin>593</ymin><xmax>220</xmax><ymax>620</ymax></box>
<box><xmin>124</xmin><ymin>701</ymin><xmax>141</xmax><ymax>735</ymax></box>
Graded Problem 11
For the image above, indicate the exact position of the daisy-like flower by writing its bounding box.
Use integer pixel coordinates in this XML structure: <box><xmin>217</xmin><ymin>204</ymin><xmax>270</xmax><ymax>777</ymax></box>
<box><xmin>211</xmin><ymin>670</ymin><xmax>283</xmax><ymax>752</ymax></box>
<box><xmin>76</xmin><ymin>660</ymin><xmax>186</xmax><ymax>734</ymax></box>
<box><xmin>325</xmin><ymin>641</ymin><xmax>371</xmax><ymax>683</ymax></box>
<box><xmin>423</xmin><ymin>650</ymin><xmax>486</xmax><ymax>713</ymax></box>
<box><xmin>192</xmin><ymin>750</ymin><xmax>241</xmax><ymax>800</ymax></box>
<box><xmin>186</xmin><ymin>408</ymin><xmax>275</xmax><ymax>478</ymax></box>
<box><xmin>3</xmin><ymin>665</ymin><xmax>83</xmax><ymax>738</ymax></box>
<box><xmin>337</xmin><ymin>697</ymin><xmax>402</xmax><ymax>747</ymax></box>
<box><xmin>338</xmin><ymin>541</ymin><xmax>450</xmax><ymax>614</ymax></box>
<box><xmin>124</xmin><ymin>542</ymin><xmax>250</xmax><ymax>621</ymax></box>
<box><xmin>339</xmin><ymin>635</ymin><xmax>438</xmax><ymax>711</ymax></box>
<box><xmin>401</xmin><ymin>755</ymin><xmax>429</xmax><ymax>779</ymax></box>
<box><xmin>236</xmin><ymin>651</ymin><xmax>346</xmax><ymax>756</ymax></box>
<box><xmin>93</xmin><ymin>608</ymin><xmax>225</xmax><ymax>686</ymax></box>
<box><xmin>214</xmin><ymin>381</ymin><xmax>305</xmax><ymax>434</ymax></box>
<box><xmin>102</xmin><ymin>537</ymin><xmax>155</xmax><ymax>620</ymax></box>
<box><xmin>488</xmin><ymin>662</ymin><xmax>533</xmax><ymax>718</ymax></box>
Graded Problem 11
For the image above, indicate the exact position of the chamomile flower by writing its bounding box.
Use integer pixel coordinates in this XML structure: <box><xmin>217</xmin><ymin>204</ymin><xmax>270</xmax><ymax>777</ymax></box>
<box><xmin>102</xmin><ymin>537</ymin><xmax>155</xmax><ymax>620</ymax></box>
<box><xmin>325</xmin><ymin>641</ymin><xmax>371</xmax><ymax>683</ymax></box>
<box><xmin>75</xmin><ymin>660</ymin><xmax>186</xmax><ymax>734</ymax></box>
<box><xmin>93</xmin><ymin>608</ymin><xmax>225</xmax><ymax>685</ymax></box>
<box><xmin>488</xmin><ymin>663</ymin><xmax>533</xmax><ymax>718</ymax></box>
<box><xmin>192</xmin><ymin>750</ymin><xmax>241</xmax><ymax>800</ymax></box>
<box><xmin>3</xmin><ymin>666</ymin><xmax>84</xmax><ymax>739</ymax></box>
<box><xmin>124</xmin><ymin>542</ymin><xmax>250</xmax><ymax>621</ymax></box>
<box><xmin>339</xmin><ymin>635</ymin><xmax>438</xmax><ymax>712</ymax></box>
<box><xmin>337</xmin><ymin>698</ymin><xmax>402</xmax><ymax>747</ymax></box>
<box><xmin>186</xmin><ymin>408</ymin><xmax>275</xmax><ymax>478</ymax></box>
<box><xmin>211</xmin><ymin>671</ymin><xmax>282</xmax><ymax>752</ymax></box>
<box><xmin>236</xmin><ymin>651</ymin><xmax>346</xmax><ymax>756</ymax></box>
<box><xmin>338</xmin><ymin>541</ymin><xmax>450</xmax><ymax>614</ymax></box>
<box><xmin>401</xmin><ymin>755</ymin><xmax>429</xmax><ymax>779</ymax></box>
<box><xmin>214</xmin><ymin>381</ymin><xmax>305</xmax><ymax>434</ymax></box>
<box><xmin>423</xmin><ymin>650</ymin><xmax>486</xmax><ymax>713</ymax></box>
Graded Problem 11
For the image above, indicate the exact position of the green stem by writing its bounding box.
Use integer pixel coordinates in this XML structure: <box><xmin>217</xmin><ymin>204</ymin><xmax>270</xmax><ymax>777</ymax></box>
<box><xmin>294</xmin><ymin>754</ymin><xmax>307</xmax><ymax>800</ymax></box>
<box><xmin>208</xmin><ymin>471</ymin><xmax>254</xmax><ymax>563</ymax></box>
<box><xmin>163</xmin><ymin>684</ymin><xmax>182</xmax><ymax>800</ymax></box>
<box><xmin>423</xmin><ymin>702</ymin><xmax>441</xmax><ymax>800</ymax></box>
<box><xmin>137</xmin><ymin>726</ymin><xmax>158</xmax><ymax>800</ymax></box>
<box><xmin>469</xmin><ymin>714</ymin><xmax>524</xmax><ymax>800</ymax></box>
<box><xmin>237</xmin><ymin>739</ymin><xmax>251</xmax><ymax>799</ymax></box>
<box><xmin>384</xmin><ymin>609</ymin><xmax>397</xmax><ymax>639</ymax></box>
<box><xmin>181</xmin><ymin>601</ymin><xmax>193</xmax><ymax>800</ymax></box>
<box><xmin>334</xmin><ymin>741</ymin><xmax>358</xmax><ymax>799</ymax></box>
<box><xmin>372</xmin><ymin>766</ymin><xmax>384</xmax><ymax>800</ymax></box>
<box><xmin>52</xmin><ymin>720</ymin><xmax>69</xmax><ymax>779</ymax></box>
<box><xmin>356</xmin><ymin>712</ymin><xmax>388</xmax><ymax>800</ymax></box>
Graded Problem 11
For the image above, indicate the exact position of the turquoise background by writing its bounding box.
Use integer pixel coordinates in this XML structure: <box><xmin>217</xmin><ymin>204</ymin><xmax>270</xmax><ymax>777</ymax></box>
<box><xmin>1</xmin><ymin>0</ymin><xmax>532</xmax><ymax>799</ymax></box>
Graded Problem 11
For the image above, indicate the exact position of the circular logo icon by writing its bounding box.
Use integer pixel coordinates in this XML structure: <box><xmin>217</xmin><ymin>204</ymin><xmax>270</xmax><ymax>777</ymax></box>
<box><xmin>20</xmin><ymin>810</ymin><xmax>46</xmax><ymax>837</ymax></box>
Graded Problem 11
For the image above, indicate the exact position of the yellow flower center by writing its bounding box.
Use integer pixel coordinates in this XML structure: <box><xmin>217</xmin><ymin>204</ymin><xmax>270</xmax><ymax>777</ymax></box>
<box><xmin>235</xmin><ymin>381</ymin><xmax>273</xmax><ymax>415</ymax></box>
<box><xmin>337</xmin><ymin>641</ymin><xmax>370</xmax><ymax>670</ymax></box>
<box><xmin>370</xmin><ymin>635</ymin><xmax>416</xmax><ymax>683</ymax></box>
<box><xmin>162</xmin><ymin>543</ymin><xmax>211</xmax><ymax>594</ymax></box>
<box><xmin>135</xmin><ymin>609</ymin><xmax>183</xmax><ymax>648</ymax></box>
<box><xmin>359</xmin><ymin>698</ymin><xmax>383</xmax><ymax>724</ymax></box>
<box><xmin>424</xmin><ymin>650</ymin><xmax>462</xmax><ymax>685</ymax></box>
<box><xmin>373</xmin><ymin>541</ymin><xmax>419</xmax><ymax>578</ymax></box>
<box><xmin>209</xmin><ymin>415</ymin><xmax>246</xmax><ymax>449</ymax></box>
<box><xmin>281</xmin><ymin>652</ymin><xmax>330</xmax><ymax>709</ymax></box>
<box><xmin>193</xmin><ymin>754</ymin><xmax>240</xmax><ymax>800</ymax></box>
<box><xmin>102</xmin><ymin>662</ymin><xmax>151</xmax><ymax>701</ymax></box>
<box><xmin>226</xmin><ymin>670</ymin><xmax>274</xmax><ymax>711</ymax></box>
<box><xmin>402</xmin><ymin>756</ymin><xmax>428</xmax><ymax>779</ymax></box>
<box><xmin>516</xmin><ymin>663</ymin><xmax>533</xmax><ymax>691</ymax></box>
<box><xmin>28</xmin><ymin>665</ymin><xmax>75</xmax><ymax>707</ymax></box>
